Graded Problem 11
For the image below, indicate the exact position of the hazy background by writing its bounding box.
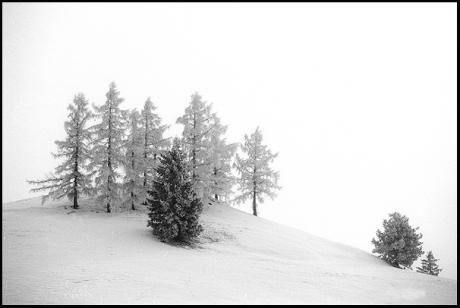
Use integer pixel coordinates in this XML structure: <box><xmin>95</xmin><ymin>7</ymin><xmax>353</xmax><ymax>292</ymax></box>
<box><xmin>3</xmin><ymin>3</ymin><xmax>457</xmax><ymax>279</ymax></box>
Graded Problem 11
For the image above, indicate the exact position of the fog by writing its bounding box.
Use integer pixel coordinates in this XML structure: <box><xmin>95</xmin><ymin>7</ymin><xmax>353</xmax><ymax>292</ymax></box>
<box><xmin>2</xmin><ymin>3</ymin><xmax>457</xmax><ymax>279</ymax></box>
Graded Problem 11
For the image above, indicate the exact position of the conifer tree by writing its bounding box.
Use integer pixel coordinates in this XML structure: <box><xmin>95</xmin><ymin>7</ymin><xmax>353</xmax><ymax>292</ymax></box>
<box><xmin>140</xmin><ymin>97</ymin><xmax>170</xmax><ymax>198</ymax></box>
<box><xmin>233</xmin><ymin>127</ymin><xmax>281</xmax><ymax>216</ymax></box>
<box><xmin>177</xmin><ymin>93</ymin><xmax>236</xmax><ymax>204</ymax></box>
<box><xmin>416</xmin><ymin>251</ymin><xmax>442</xmax><ymax>276</ymax></box>
<box><xmin>146</xmin><ymin>138</ymin><xmax>203</xmax><ymax>243</ymax></box>
<box><xmin>89</xmin><ymin>82</ymin><xmax>127</xmax><ymax>213</ymax></box>
<box><xmin>122</xmin><ymin>109</ymin><xmax>144</xmax><ymax>210</ymax></box>
<box><xmin>207</xmin><ymin>116</ymin><xmax>237</xmax><ymax>203</ymax></box>
<box><xmin>371</xmin><ymin>212</ymin><xmax>424</xmax><ymax>268</ymax></box>
<box><xmin>176</xmin><ymin>92</ymin><xmax>215</xmax><ymax>202</ymax></box>
<box><xmin>28</xmin><ymin>93</ymin><xmax>93</xmax><ymax>209</ymax></box>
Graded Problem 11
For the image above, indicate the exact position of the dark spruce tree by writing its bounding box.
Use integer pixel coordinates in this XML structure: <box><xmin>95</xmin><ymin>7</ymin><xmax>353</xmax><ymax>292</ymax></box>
<box><xmin>371</xmin><ymin>212</ymin><xmax>423</xmax><ymax>268</ymax></box>
<box><xmin>416</xmin><ymin>251</ymin><xmax>442</xmax><ymax>276</ymax></box>
<box><xmin>146</xmin><ymin>138</ymin><xmax>203</xmax><ymax>243</ymax></box>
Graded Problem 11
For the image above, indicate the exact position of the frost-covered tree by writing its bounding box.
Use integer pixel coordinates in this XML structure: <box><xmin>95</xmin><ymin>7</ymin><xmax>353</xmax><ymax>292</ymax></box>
<box><xmin>176</xmin><ymin>92</ymin><xmax>216</xmax><ymax>202</ymax></box>
<box><xmin>140</xmin><ymin>97</ymin><xmax>170</xmax><ymax>197</ymax></box>
<box><xmin>122</xmin><ymin>109</ymin><xmax>144</xmax><ymax>210</ymax></box>
<box><xmin>146</xmin><ymin>138</ymin><xmax>203</xmax><ymax>243</ymax></box>
<box><xmin>28</xmin><ymin>93</ymin><xmax>93</xmax><ymax>209</ymax></box>
<box><xmin>372</xmin><ymin>212</ymin><xmax>424</xmax><ymax>268</ymax></box>
<box><xmin>89</xmin><ymin>82</ymin><xmax>127</xmax><ymax>213</ymax></box>
<box><xmin>233</xmin><ymin>127</ymin><xmax>281</xmax><ymax>216</ymax></box>
<box><xmin>416</xmin><ymin>251</ymin><xmax>442</xmax><ymax>276</ymax></box>
<box><xmin>207</xmin><ymin>116</ymin><xmax>237</xmax><ymax>203</ymax></box>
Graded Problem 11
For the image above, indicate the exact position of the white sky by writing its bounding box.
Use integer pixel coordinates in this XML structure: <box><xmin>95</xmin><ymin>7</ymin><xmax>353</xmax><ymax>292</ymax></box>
<box><xmin>2</xmin><ymin>3</ymin><xmax>457</xmax><ymax>279</ymax></box>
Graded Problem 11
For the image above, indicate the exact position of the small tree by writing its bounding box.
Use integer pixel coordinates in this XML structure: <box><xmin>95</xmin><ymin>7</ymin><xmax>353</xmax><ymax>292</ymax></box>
<box><xmin>233</xmin><ymin>127</ymin><xmax>280</xmax><ymax>216</ymax></box>
<box><xmin>146</xmin><ymin>138</ymin><xmax>203</xmax><ymax>243</ymax></box>
<box><xmin>122</xmin><ymin>109</ymin><xmax>144</xmax><ymax>211</ymax></box>
<box><xmin>207</xmin><ymin>115</ymin><xmax>237</xmax><ymax>203</ymax></box>
<box><xmin>89</xmin><ymin>82</ymin><xmax>127</xmax><ymax>213</ymax></box>
<box><xmin>416</xmin><ymin>251</ymin><xmax>442</xmax><ymax>276</ymax></box>
<box><xmin>176</xmin><ymin>92</ymin><xmax>215</xmax><ymax>203</ymax></box>
<box><xmin>372</xmin><ymin>212</ymin><xmax>423</xmax><ymax>268</ymax></box>
<box><xmin>140</xmin><ymin>97</ymin><xmax>170</xmax><ymax>196</ymax></box>
<box><xmin>28</xmin><ymin>93</ymin><xmax>93</xmax><ymax>209</ymax></box>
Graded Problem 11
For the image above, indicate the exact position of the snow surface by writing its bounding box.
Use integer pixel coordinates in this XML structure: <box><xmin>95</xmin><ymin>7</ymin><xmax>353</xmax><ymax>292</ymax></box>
<box><xmin>2</xmin><ymin>197</ymin><xmax>457</xmax><ymax>304</ymax></box>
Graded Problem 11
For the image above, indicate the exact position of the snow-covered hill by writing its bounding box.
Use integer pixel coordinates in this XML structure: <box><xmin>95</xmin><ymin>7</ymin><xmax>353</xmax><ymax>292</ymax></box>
<box><xmin>2</xmin><ymin>198</ymin><xmax>457</xmax><ymax>304</ymax></box>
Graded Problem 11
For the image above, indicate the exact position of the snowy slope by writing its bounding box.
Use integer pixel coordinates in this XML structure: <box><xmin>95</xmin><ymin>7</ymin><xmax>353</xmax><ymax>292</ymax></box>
<box><xmin>2</xmin><ymin>197</ymin><xmax>457</xmax><ymax>304</ymax></box>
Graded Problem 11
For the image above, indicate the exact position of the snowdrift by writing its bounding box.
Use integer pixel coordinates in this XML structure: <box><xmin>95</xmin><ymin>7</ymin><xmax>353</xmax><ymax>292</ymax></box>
<box><xmin>2</xmin><ymin>198</ymin><xmax>457</xmax><ymax>304</ymax></box>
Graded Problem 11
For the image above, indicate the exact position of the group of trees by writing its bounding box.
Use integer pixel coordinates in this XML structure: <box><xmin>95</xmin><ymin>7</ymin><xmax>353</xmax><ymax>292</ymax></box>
<box><xmin>29</xmin><ymin>83</ymin><xmax>171</xmax><ymax>213</ymax></box>
<box><xmin>371</xmin><ymin>212</ymin><xmax>442</xmax><ymax>276</ymax></box>
<box><xmin>28</xmin><ymin>83</ymin><xmax>447</xmax><ymax>272</ymax></box>
<box><xmin>29</xmin><ymin>82</ymin><xmax>281</xmax><ymax>242</ymax></box>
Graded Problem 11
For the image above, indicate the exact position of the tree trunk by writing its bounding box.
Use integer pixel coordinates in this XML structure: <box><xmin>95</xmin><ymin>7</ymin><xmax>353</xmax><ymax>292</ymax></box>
<box><xmin>213</xmin><ymin>167</ymin><xmax>218</xmax><ymax>202</ymax></box>
<box><xmin>252</xmin><ymin>190</ymin><xmax>257</xmax><ymax>216</ymax></box>
<box><xmin>73</xmin><ymin>128</ymin><xmax>79</xmax><ymax>209</ymax></box>
<box><xmin>73</xmin><ymin>173</ymin><xmax>78</xmax><ymax>209</ymax></box>
<box><xmin>131</xmin><ymin>191</ymin><xmax>135</xmax><ymax>210</ymax></box>
<box><xmin>106</xmin><ymin>174</ymin><xmax>111</xmax><ymax>213</ymax></box>
<box><xmin>143</xmin><ymin>116</ymin><xmax>148</xmax><ymax>205</ymax></box>
<box><xmin>73</xmin><ymin>189</ymin><xmax>78</xmax><ymax>209</ymax></box>
<box><xmin>107</xmin><ymin>103</ymin><xmax>112</xmax><ymax>214</ymax></box>
<box><xmin>253</xmin><ymin>165</ymin><xmax>257</xmax><ymax>216</ymax></box>
<box><xmin>131</xmin><ymin>150</ymin><xmax>136</xmax><ymax>210</ymax></box>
